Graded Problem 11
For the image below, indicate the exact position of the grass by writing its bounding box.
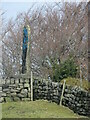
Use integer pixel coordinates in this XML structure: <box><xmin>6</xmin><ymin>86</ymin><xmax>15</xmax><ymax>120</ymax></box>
<box><xmin>2</xmin><ymin>100</ymin><xmax>89</xmax><ymax>118</ymax></box>
<box><xmin>61</xmin><ymin>77</ymin><xmax>90</xmax><ymax>91</ymax></box>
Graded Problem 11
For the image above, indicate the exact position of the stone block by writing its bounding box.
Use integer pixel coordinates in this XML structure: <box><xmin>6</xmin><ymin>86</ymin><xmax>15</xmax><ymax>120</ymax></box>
<box><xmin>26</xmin><ymin>80</ymin><xmax>29</xmax><ymax>83</ymax></box>
<box><xmin>25</xmin><ymin>79</ymin><xmax>29</xmax><ymax>83</ymax></box>
<box><xmin>21</xmin><ymin>91</ymin><xmax>28</xmax><ymax>98</ymax></box>
<box><xmin>76</xmin><ymin>97</ymin><xmax>79</xmax><ymax>101</ymax></box>
<box><xmin>11</xmin><ymin>92</ymin><xmax>16</xmax><ymax>96</ymax></box>
<box><xmin>24</xmin><ymin>83</ymin><xmax>29</xmax><ymax>88</ymax></box>
<box><xmin>20</xmin><ymin>78</ymin><xmax>23</xmax><ymax>83</ymax></box>
<box><xmin>77</xmin><ymin>104</ymin><xmax>81</xmax><ymax>107</ymax></box>
<box><xmin>28</xmin><ymin>87</ymin><xmax>30</xmax><ymax>92</ymax></box>
<box><xmin>21</xmin><ymin>89</ymin><xmax>28</xmax><ymax>94</ymax></box>
<box><xmin>1</xmin><ymin>80</ymin><xmax>5</xmax><ymax>84</ymax></box>
<box><xmin>10</xmin><ymin>79</ymin><xmax>15</xmax><ymax>84</ymax></box>
<box><xmin>19</xmin><ymin>84</ymin><xmax>23</xmax><ymax>88</ymax></box>
<box><xmin>3</xmin><ymin>89</ymin><xmax>9</xmax><ymax>92</ymax></box>
<box><xmin>10</xmin><ymin>89</ymin><xmax>18</xmax><ymax>93</ymax></box>
<box><xmin>79</xmin><ymin>108</ymin><xmax>83</xmax><ymax>112</ymax></box>
<box><xmin>2</xmin><ymin>93</ymin><xmax>6</xmax><ymax>97</ymax></box>
<box><xmin>17</xmin><ymin>94</ymin><xmax>24</xmax><ymax>98</ymax></box>
<box><xmin>19</xmin><ymin>83</ymin><xmax>23</xmax><ymax>86</ymax></box>
<box><xmin>83</xmin><ymin>100</ymin><xmax>87</xmax><ymax>104</ymax></box>
<box><xmin>75</xmin><ymin>101</ymin><xmax>78</xmax><ymax>105</ymax></box>
<box><xmin>6</xmin><ymin>93</ymin><xmax>11</xmax><ymax>97</ymax></box>
<box><xmin>15</xmin><ymin>79</ymin><xmax>19</xmax><ymax>84</ymax></box>
<box><xmin>88</xmin><ymin>93</ymin><xmax>90</xmax><ymax>97</ymax></box>
<box><xmin>79</xmin><ymin>100</ymin><xmax>82</xmax><ymax>104</ymax></box>
<box><xmin>9</xmin><ymin>84</ymin><xmax>16</xmax><ymax>87</ymax></box>
<box><xmin>16</xmin><ymin>88</ymin><xmax>21</xmax><ymax>91</ymax></box>
<box><xmin>42</xmin><ymin>82</ymin><xmax>46</xmax><ymax>86</ymax></box>
<box><xmin>13</xmin><ymin>97</ymin><xmax>20</xmax><ymax>101</ymax></box>
<box><xmin>6</xmin><ymin>79</ymin><xmax>10</xmax><ymax>84</ymax></box>
<box><xmin>0</xmin><ymin>97</ymin><xmax>4</xmax><ymax>103</ymax></box>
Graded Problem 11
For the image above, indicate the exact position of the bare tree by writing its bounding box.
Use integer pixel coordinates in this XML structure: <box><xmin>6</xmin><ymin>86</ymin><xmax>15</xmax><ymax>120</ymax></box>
<box><xmin>1</xmin><ymin>2</ymin><xmax>88</xmax><ymax>80</ymax></box>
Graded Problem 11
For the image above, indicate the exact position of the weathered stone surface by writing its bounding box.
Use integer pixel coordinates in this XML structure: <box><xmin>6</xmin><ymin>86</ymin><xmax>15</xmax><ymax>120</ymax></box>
<box><xmin>25</xmin><ymin>79</ymin><xmax>29</xmax><ymax>83</ymax></box>
<box><xmin>0</xmin><ymin>97</ymin><xmax>4</xmax><ymax>103</ymax></box>
<box><xmin>16</xmin><ymin>88</ymin><xmax>21</xmax><ymax>91</ymax></box>
<box><xmin>9</xmin><ymin>84</ymin><xmax>16</xmax><ymax>87</ymax></box>
<box><xmin>13</xmin><ymin>97</ymin><xmax>20</xmax><ymax>101</ymax></box>
<box><xmin>28</xmin><ymin>87</ymin><xmax>30</xmax><ymax>92</ymax></box>
<box><xmin>24</xmin><ymin>83</ymin><xmax>29</xmax><ymax>88</ymax></box>
<box><xmin>21</xmin><ymin>89</ymin><xmax>28</xmax><ymax>93</ymax></box>
<box><xmin>17</xmin><ymin>94</ymin><xmax>24</xmax><ymax>98</ymax></box>
<box><xmin>1</xmin><ymin>80</ymin><xmax>5</xmax><ymax>84</ymax></box>
<box><xmin>19</xmin><ymin>83</ymin><xmax>23</xmax><ymax>86</ymax></box>
<box><xmin>20</xmin><ymin>79</ymin><xmax>24</xmax><ymax>83</ymax></box>
<box><xmin>3</xmin><ymin>89</ymin><xmax>9</xmax><ymax>92</ymax></box>
<box><xmin>15</xmin><ymin>79</ymin><xmax>19</xmax><ymax>84</ymax></box>
<box><xmin>10</xmin><ymin>89</ymin><xmax>18</xmax><ymax>93</ymax></box>
<box><xmin>6</xmin><ymin>80</ymin><xmax>10</xmax><ymax>84</ymax></box>
<box><xmin>2</xmin><ymin>93</ymin><xmax>6</xmax><ymax>97</ymax></box>
<box><xmin>11</xmin><ymin>79</ymin><xmax>15</xmax><ymax>84</ymax></box>
<box><xmin>11</xmin><ymin>92</ymin><xmax>16</xmax><ymax>96</ymax></box>
<box><xmin>19</xmin><ymin>84</ymin><xmax>23</xmax><ymax>88</ymax></box>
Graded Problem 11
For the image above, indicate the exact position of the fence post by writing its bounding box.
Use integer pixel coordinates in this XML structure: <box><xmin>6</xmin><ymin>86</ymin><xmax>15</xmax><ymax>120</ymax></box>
<box><xmin>60</xmin><ymin>80</ymin><xmax>66</xmax><ymax>106</ymax></box>
<box><xmin>31</xmin><ymin>71</ymin><xmax>33</xmax><ymax>101</ymax></box>
<box><xmin>80</xmin><ymin>65</ymin><xmax>82</xmax><ymax>88</ymax></box>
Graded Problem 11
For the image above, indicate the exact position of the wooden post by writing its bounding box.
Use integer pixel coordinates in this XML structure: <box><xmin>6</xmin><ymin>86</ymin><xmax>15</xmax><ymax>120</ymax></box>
<box><xmin>60</xmin><ymin>80</ymin><xmax>66</xmax><ymax>106</ymax></box>
<box><xmin>31</xmin><ymin>71</ymin><xmax>33</xmax><ymax>101</ymax></box>
<box><xmin>0</xmin><ymin>102</ymin><xmax>2</xmax><ymax>120</ymax></box>
<box><xmin>80</xmin><ymin>65</ymin><xmax>82</xmax><ymax>88</ymax></box>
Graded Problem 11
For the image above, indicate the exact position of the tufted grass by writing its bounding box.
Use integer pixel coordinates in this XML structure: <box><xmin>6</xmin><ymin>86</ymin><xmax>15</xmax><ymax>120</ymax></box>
<box><xmin>61</xmin><ymin>77</ymin><xmax>90</xmax><ymax>91</ymax></box>
<box><xmin>2</xmin><ymin>100</ymin><xmax>89</xmax><ymax>118</ymax></box>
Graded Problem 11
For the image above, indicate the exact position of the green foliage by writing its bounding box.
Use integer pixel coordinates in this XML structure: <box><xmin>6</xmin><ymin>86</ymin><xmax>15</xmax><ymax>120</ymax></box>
<box><xmin>50</xmin><ymin>57</ymin><xmax>78</xmax><ymax>82</ymax></box>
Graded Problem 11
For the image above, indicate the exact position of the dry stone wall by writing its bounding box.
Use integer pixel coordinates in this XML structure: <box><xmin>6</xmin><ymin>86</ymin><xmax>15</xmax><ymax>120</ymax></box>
<box><xmin>0</xmin><ymin>78</ymin><xmax>31</xmax><ymax>102</ymax></box>
<box><xmin>0</xmin><ymin>78</ymin><xmax>90</xmax><ymax>117</ymax></box>
<box><xmin>33</xmin><ymin>79</ymin><xmax>62</xmax><ymax>104</ymax></box>
<box><xmin>62</xmin><ymin>86</ymin><xmax>90</xmax><ymax>116</ymax></box>
<box><xmin>33</xmin><ymin>79</ymin><xmax>90</xmax><ymax>116</ymax></box>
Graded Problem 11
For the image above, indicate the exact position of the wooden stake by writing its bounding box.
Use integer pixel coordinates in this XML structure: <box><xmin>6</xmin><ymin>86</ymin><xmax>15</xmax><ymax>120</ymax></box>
<box><xmin>60</xmin><ymin>80</ymin><xmax>66</xmax><ymax>106</ymax></box>
<box><xmin>80</xmin><ymin>65</ymin><xmax>82</xmax><ymax>88</ymax></box>
<box><xmin>31</xmin><ymin>71</ymin><xmax>33</xmax><ymax>101</ymax></box>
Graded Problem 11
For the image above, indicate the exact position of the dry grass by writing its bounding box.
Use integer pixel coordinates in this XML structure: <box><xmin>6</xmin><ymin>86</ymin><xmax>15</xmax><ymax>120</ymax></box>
<box><xmin>61</xmin><ymin>77</ymin><xmax>90</xmax><ymax>91</ymax></box>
